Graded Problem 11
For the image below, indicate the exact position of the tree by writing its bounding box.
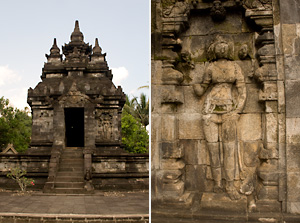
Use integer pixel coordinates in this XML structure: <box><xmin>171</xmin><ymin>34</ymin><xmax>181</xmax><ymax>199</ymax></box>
<box><xmin>0</xmin><ymin>97</ymin><xmax>32</xmax><ymax>153</ymax></box>
<box><xmin>121</xmin><ymin>110</ymin><xmax>149</xmax><ymax>154</ymax></box>
<box><xmin>123</xmin><ymin>93</ymin><xmax>149</xmax><ymax>127</ymax></box>
<box><xmin>121</xmin><ymin>93</ymin><xmax>149</xmax><ymax>154</ymax></box>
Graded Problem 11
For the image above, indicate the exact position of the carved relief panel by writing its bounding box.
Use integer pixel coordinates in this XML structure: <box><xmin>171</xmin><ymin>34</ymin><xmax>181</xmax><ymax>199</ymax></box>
<box><xmin>31</xmin><ymin>109</ymin><xmax>54</xmax><ymax>143</ymax></box>
<box><xmin>95</xmin><ymin>109</ymin><xmax>119</xmax><ymax>143</ymax></box>
<box><xmin>152</xmin><ymin>0</ymin><xmax>282</xmax><ymax>214</ymax></box>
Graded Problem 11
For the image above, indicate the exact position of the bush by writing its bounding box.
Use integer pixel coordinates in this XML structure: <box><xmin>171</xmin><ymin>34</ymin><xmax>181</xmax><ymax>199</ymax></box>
<box><xmin>121</xmin><ymin>111</ymin><xmax>149</xmax><ymax>154</ymax></box>
<box><xmin>7</xmin><ymin>166</ymin><xmax>35</xmax><ymax>191</ymax></box>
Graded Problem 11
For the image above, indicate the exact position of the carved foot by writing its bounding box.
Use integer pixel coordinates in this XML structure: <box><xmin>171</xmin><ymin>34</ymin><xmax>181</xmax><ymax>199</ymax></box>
<box><xmin>213</xmin><ymin>185</ymin><xmax>223</xmax><ymax>193</ymax></box>
<box><xmin>226</xmin><ymin>187</ymin><xmax>241</xmax><ymax>200</ymax></box>
<box><xmin>213</xmin><ymin>181</ymin><xmax>223</xmax><ymax>193</ymax></box>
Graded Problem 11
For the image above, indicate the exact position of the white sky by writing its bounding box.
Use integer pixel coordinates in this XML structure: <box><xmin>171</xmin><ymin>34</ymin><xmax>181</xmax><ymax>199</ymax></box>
<box><xmin>0</xmin><ymin>0</ymin><xmax>149</xmax><ymax>109</ymax></box>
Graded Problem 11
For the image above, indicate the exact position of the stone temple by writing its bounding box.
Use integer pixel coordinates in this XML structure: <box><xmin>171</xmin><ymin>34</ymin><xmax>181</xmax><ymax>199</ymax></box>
<box><xmin>152</xmin><ymin>0</ymin><xmax>300</xmax><ymax>222</ymax></box>
<box><xmin>0</xmin><ymin>21</ymin><xmax>148</xmax><ymax>193</ymax></box>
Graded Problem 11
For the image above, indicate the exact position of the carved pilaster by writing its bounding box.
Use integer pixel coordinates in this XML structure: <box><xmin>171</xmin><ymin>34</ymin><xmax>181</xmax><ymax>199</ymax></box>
<box><xmin>245</xmin><ymin>0</ymin><xmax>281</xmax><ymax>211</ymax></box>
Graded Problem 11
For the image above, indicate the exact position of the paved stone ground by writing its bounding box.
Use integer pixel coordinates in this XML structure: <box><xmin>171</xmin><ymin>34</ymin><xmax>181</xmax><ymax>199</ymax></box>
<box><xmin>0</xmin><ymin>190</ymin><xmax>149</xmax><ymax>222</ymax></box>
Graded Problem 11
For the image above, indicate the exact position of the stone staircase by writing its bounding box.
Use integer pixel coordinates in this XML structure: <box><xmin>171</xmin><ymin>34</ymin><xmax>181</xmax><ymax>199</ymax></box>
<box><xmin>53</xmin><ymin>147</ymin><xmax>86</xmax><ymax>194</ymax></box>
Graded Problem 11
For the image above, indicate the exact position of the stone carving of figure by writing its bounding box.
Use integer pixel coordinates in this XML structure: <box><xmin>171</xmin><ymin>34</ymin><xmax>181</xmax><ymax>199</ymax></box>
<box><xmin>98</xmin><ymin>113</ymin><xmax>113</xmax><ymax>140</ymax></box>
<box><xmin>162</xmin><ymin>0</ymin><xmax>190</xmax><ymax>18</ymax></box>
<box><xmin>194</xmin><ymin>36</ymin><xmax>246</xmax><ymax>200</ymax></box>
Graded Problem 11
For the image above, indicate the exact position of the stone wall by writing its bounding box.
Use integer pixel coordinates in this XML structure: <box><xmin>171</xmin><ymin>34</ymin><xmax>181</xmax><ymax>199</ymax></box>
<box><xmin>92</xmin><ymin>154</ymin><xmax>149</xmax><ymax>190</ymax></box>
<box><xmin>280</xmin><ymin>0</ymin><xmax>300</xmax><ymax>214</ymax></box>
<box><xmin>0</xmin><ymin>154</ymin><xmax>50</xmax><ymax>189</ymax></box>
<box><xmin>0</xmin><ymin>153</ymin><xmax>149</xmax><ymax>191</ymax></box>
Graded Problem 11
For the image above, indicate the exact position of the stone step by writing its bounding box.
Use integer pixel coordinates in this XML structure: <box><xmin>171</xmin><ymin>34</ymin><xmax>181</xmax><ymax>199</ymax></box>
<box><xmin>56</xmin><ymin>176</ymin><xmax>84</xmax><ymax>182</ymax></box>
<box><xmin>55</xmin><ymin>182</ymin><xmax>85</xmax><ymax>188</ymax></box>
<box><xmin>65</xmin><ymin>147</ymin><xmax>84</xmax><ymax>150</ymax></box>
<box><xmin>59</xmin><ymin>161</ymin><xmax>83</xmax><ymax>166</ymax></box>
<box><xmin>61</xmin><ymin>150</ymin><xmax>83</xmax><ymax>154</ymax></box>
<box><xmin>60</xmin><ymin>159</ymin><xmax>83</xmax><ymax>163</ymax></box>
<box><xmin>58</xmin><ymin>167</ymin><xmax>83</xmax><ymax>171</ymax></box>
<box><xmin>56</xmin><ymin>171</ymin><xmax>84</xmax><ymax>177</ymax></box>
<box><xmin>60</xmin><ymin>154</ymin><xmax>83</xmax><ymax>159</ymax></box>
<box><xmin>52</xmin><ymin>188</ymin><xmax>86</xmax><ymax>194</ymax></box>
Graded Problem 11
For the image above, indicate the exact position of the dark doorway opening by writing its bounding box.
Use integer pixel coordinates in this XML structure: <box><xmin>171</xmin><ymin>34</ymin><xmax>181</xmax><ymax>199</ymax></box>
<box><xmin>65</xmin><ymin>108</ymin><xmax>84</xmax><ymax>147</ymax></box>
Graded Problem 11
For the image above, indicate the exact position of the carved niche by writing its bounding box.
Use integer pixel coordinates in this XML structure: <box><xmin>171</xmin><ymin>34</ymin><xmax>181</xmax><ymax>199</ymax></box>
<box><xmin>58</xmin><ymin>82</ymin><xmax>91</xmax><ymax>107</ymax></box>
<box><xmin>95</xmin><ymin>110</ymin><xmax>114</xmax><ymax>142</ymax></box>
<box><xmin>152</xmin><ymin>0</ymin><xmax>282</xmax><ymax>214</ymax></box>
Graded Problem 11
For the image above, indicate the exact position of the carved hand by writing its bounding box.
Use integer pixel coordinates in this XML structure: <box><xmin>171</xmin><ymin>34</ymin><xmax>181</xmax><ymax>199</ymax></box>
<box><xmin>193</xmin><ymin>84</ymin><xmax>208</xmax><ymax>97</ymax></box>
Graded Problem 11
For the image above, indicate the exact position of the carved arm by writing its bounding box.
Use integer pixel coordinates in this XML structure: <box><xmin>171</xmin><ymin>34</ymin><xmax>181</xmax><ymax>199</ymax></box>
<box><xmin>234</xmin><ymin>64</ymin><xmax>247</xmax><ymax>114</ymax></box>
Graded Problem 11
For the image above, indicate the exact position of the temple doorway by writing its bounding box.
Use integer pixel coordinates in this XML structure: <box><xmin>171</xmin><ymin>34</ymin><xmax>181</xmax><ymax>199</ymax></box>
<box><xmin>65</xmin><ymin>108</ymin><xmax>84</xmax><ymax>147</ymax></box>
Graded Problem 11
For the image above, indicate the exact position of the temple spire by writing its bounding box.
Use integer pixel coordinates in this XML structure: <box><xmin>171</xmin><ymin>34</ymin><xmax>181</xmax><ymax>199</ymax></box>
<box><xmin>71</xmin><ymin>20</ymin><xmax>84</xmax><ymax>42</ymax></box>
<box><xmin>50</xmin><ymin>38</ymin><xmax>60</xmax><ymax>55</ymax></box>
<box><xmin>92</xmin><ymin>38</ymin><xmax>102</xmax><ymax>54</ymax></box>
<box><xmin>45</xmin><ymin>38</ymin><xmax>62</xmax><ymax>63</ymax></box>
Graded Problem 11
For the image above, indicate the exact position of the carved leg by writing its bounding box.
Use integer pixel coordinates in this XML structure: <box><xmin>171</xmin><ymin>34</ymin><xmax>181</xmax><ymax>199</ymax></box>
<box><xmin>203</xmin><ymin>114</ymin><xmax>223</xmax><ymax>192</ymax></box>
<box><xmin>222</xmin><ymin>118</ymin><xmax>240</xmax><ymax>200</ymax></box>
<box><xmin>207</xmin><ymin>142</ymin><xmax>223</xmax><ymax>193</ymax></box>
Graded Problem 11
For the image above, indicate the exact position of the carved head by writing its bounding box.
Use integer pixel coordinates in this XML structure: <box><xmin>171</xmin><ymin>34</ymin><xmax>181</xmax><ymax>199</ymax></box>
<box><xmin>215</xmin><ymin>42</ymin><xmax>229</xmax><ymax>59</ymax></box>
<box><xmin>238</xmin><ymin>44</ymin><xmax>249</xmax><ymax>60</ymax></box>
<box><xmin>207</xmin><ymin>36</ymin><xmax>233</xmax><ymax>61</ymax></box>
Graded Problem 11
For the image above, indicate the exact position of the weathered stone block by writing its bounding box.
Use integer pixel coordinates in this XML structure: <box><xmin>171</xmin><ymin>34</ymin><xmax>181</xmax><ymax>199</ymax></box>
<box><xmin>161</xmin><ymin>114</ymin><xmax>176</xmax><ymax>141</ymax></box>
<box><xmin>161</xmin><ymin>67</ymin><xmax>184</xmax><ymax>85</ymax></box>
<box><xmin>284</xmin><ymin>55</ymin><xmax>300</xmax><ymax>80</ymax></box>
<box><xmin>151</xmin><ymin>85</ymin><xmax>162</xmax><ymax>114</ymax></box>
<box><xmin>161</xmin><ymin>142</ymin><xmax>183</xmax><ymax>159</ymax></box>
<box><xmin>257</xmin><ymin>186</ymin><xmax>278</xmax><ymax>200</ymax></box>
<box><xmin>162</xmin><ymin>181</ymin><xmax>185</xmax><ymax>199</ymax></box>
<box><xmin>265</xmin><ymin>113</ymin><xmax>278</xmax><ymax>143</ymax></box>
<box><xmin>287</xmin><ymin>172</ymin><xmax>300</xmax><ymax>202</ymax></box>
<box><xmin>151</xmin><ymin>143</ymin><xmax>160</xmax><ymax>170</ymax></box>
<box><xmin>278</xmin><ymin>113</ymin><xmax>286</xmax><ymax>144</ymax></box>
<box><xmin>184</xmin><ymin>12</ymin><xmax>243</xmax><ymax>36</ymax></box>
<box><xmin>180</xmin><ymin>139</ymin><xmax>199</xmax><ymax>164</ymax></box>
<box><xmin>287</xmin><ymin>202</ymin><xmax>300</xmax><ymax>215</ymax></box>
<box><xmin>280</xmin><ymin>1</ymin><xmax>300</xmax><ymax>25</ymax></box>
<box><xmin>151</xmin><ymin>60</ymin><xmax>163</xmax><ymax>85</ymax></box>
<box><xmin>161</xmin><ymin>159</ymin><xmax>185</xmax><ymax>170</ymax></box>
<box><xmin>239</xmin><ymin>114</ymin><xmax>262</xmax><ymax>141</ymax></box>
<box><xmin>185</xmin><ymin>164</ymin><xmax>206</xmax><ymax>192</ymax></box>
<box><xmin>286</xmin><ymin>118</ymin><xmax>300</xmax><ymax>144</ymax></box>
<box><xmin>180</xmin><ymin>86</ymin><xmax>204</xmax><ymax>114</ymax></box>
<box><xmin>198</xmin><ymin>140</ymin><xmax>208</xmax><ymax>165</ymax></box>
<box><xmin>286</xmin><ymin>80</ymin><xmax>300</xmax><ymax>117</ymax></box>
<box><xmin>161</xmin><ymin>85</ymin><xmax>184</xmax><ymax>104</ymax></box>
<box><xmin>189</xmin><ymin>62</ymin><xmax>205</xmax><ymax>85</ymax></box>
<box><xmin>178</xmin><ymin>113</ymin><xmax>203</xmax><ymax>139</ymax></box>
<box><xmin>242</xmin><ymin>141</ymin><xmax>260</xmax><ymax>167</ymax></box>
<box><xmin>162</xmin><ymin>170</ymin><xmax>182</xmax><ymax>184</ymax></box>
<box><xmin>151</xmin><ymin>114</ymin><xmax>161</xmax><ymax>142</ymax></box>
<box><xmin>287</xmin><ymin>144</ymin><xmax>300</xmax><ymax>172</ymax></box>
<box><xmin>265</xmin><ymin>101</ymin><xmax>278</xmax><ymax>113</ymax></box>
<box><xmin>200</xmin><ymin>193</ymin><xmax>247</xmax><ymax>213</ymax></box>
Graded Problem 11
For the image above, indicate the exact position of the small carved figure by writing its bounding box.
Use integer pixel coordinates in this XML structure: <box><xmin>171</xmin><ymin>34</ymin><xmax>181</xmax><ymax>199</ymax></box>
<box><xmin>162</xmin><ymin>0</ymin><xmax>190</xmax><ymax>18</ymax></box>
<box><xmin>98</xmin><ymin>113</ymin><xmax>113</xmax><ymax>140</ymax></box>
<box><xmin>194</xmin><ymin>36</ymin><xmax>246</xmax><ymax>200</ymax></box>
<box><xmin>210</xmin><ymin>0</ymin><xmax>226</xmax><ymax>21</ymax></box>
<box><xmin>85</xmin><ymin>167</ymin><xmax>92</xmax><ymax>181</ymax></box>
<box><xmin>238</xmin><ymin>44</ymin><xmax>249</xmax><ymax>60</ymax></box>
<box><xmin>243</xmin><ymin>0</ymin><xmax>272</xmax><ymax>10</ymax></box>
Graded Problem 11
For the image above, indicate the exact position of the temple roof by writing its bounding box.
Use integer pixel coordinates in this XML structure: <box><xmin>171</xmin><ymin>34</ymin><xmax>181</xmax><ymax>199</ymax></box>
<box><xmin>42</xmin><ymin>21</ymin><xmax>111</xmax><ymax>80</ymax></box>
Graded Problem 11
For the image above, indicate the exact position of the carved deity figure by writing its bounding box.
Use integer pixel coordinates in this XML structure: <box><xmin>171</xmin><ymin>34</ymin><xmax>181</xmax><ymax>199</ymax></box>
<box><xmin>194</xmin><ymin>37</ymin><xmax>246</xmax><ymax>200</ymax></box>
<box><xmin>98</xmin><ymin>113</ymin><xmax>113</xmax><ymax>140</ymax></box>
